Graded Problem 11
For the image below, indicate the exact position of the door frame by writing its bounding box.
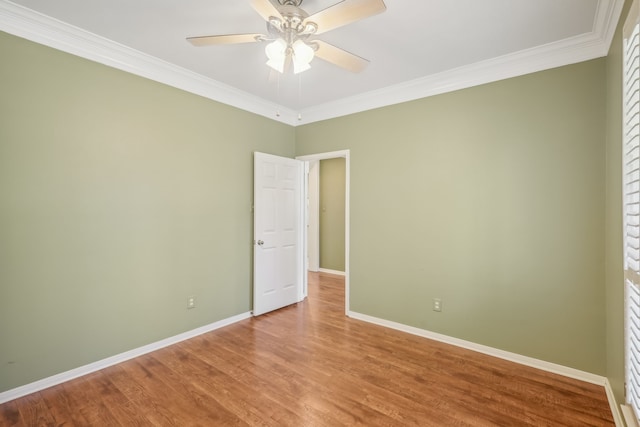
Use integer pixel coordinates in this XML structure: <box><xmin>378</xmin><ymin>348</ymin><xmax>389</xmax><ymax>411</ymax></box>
<box><xmin>307</xmin><ymin>160</ymin><xmax>320</xmax><ymax>273</ymax></box>
<box><xmin>296</xmin><ymin>150</ymin><xmax>350</xmax><ymax>315</ymax></box>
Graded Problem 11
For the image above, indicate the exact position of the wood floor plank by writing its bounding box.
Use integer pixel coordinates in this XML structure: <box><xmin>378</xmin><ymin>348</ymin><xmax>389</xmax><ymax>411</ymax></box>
<box><xmin>39</xmin><ymin>382</ymin><xmax>91</xmax><ymax>427</ymax></box>
<box><xmin>182</xmin><ymin>330</ymin><xmax>362</xmax><ymax>426</ymax></box>
<box><xmin>211</xmin><ymin>322</ymin><xmax>454</xmax><ymax>425</ymax></box>
<box><xmin>61</xmin><ymin>376</ymin><xmax>122</xmax><ymax>426</ymax></box>
<box><xmin>0</xmin><ymin>400</ymin><xmax>23</xmax><ymax>427</ymax></box>
<box><xmin>0</xmin><ymin>272</ymin><xmax>615</xmax><ymax>426</ymax></box>
<box><xmin>137</xmin><ymin>351</ymin><xmax>258</xmax><ymax>425</ymax></box>
<box><xmin>106</xmin><ymin>363</ymin><xmax>192</xmax><ymax>426</ymax></box>
<box><xmin>14</xmin><ymin>393</ymin><xmax>57</xmax><ymax>427</ymax></box>
<box><xmin>160</xmin><ymin>344</ymin><xmax>283</xmax><ymax>425</ymax></box>
<box><xmin>82</xmin><ymin>370</ymin><xmax>152</xmax><ymax>426</ymax></box>
<box><xmin>117</xmin><ymin>356</ymin><xmax>244</xmax><ymax>426</ymax></box>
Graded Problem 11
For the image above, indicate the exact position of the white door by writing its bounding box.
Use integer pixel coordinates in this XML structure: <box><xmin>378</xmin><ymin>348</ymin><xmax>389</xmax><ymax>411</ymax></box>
<box><xmin>253</xmin><ymin>152</ymin><xmax>304</xmax><ymax>316</ymax></box>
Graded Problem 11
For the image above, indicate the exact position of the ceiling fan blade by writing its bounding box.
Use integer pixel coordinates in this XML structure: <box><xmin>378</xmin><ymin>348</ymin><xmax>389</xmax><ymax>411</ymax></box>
<box><xmin>314</xmin><ymin>40</ymin><xmax>369</xmax><ymax>73</ymax></box>
<box><xmin>304</xmin><ymin>0</ymin><xmax>386</xmax><ymax>35</ymax></box>
<box><xmin>250</xmin><ymin>0</ymin><xmax>284</xmax><ymax>22</ymax></box>
<box><xmin>187</xmin><ymin>33</ymin><xmax>263</xmax><ymax>46</ymax></box>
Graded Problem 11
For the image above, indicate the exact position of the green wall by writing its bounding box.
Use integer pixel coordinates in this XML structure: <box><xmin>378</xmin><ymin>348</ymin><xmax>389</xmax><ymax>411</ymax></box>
<box><xmin>0</xmin><ymin>31</ymin><xmax>295</xmax><ymax>392</ymax></box>
<box><xmin>605</xmin><ymin>0</ymin><xmax>633</xmax><ymax>405</ymax></box>
<box><xmin>1</xmin><ymin>12</ymin><xmax>631</xmax><ymax>397</ymax></box>
<box><xmin>296</xmin><ymin>60</ymin><xmax>607</xmax><ymax>374</ymax></box>
<box><xmin>319</xmin><ymin>158</ymin><xmax>346</xmax><ymax>272</ymax></box>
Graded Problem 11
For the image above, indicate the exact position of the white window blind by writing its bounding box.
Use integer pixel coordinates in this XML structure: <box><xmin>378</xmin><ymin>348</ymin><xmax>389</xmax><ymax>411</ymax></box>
<box><xmin>625</xmin><ymin>0</ymin><xmax>640</xmax><ymax>421</ymax></box>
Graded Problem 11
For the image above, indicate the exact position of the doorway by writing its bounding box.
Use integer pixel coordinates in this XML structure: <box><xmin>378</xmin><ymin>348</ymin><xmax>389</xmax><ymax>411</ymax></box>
<box><xmin>297</xmin><ymin>150</ymin><xmax>350</xmax><ymax>315</ymax></box>
<box><xmin>308</xmin><ymin>158</ymin><xmax>346</xmax><ymax>275</ymax></box>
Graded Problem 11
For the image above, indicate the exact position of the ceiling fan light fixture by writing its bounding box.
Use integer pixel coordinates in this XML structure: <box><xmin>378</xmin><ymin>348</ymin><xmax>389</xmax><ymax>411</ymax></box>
<box><xmin>293</xmin><ymin>60</ymin><xmax>311</xmax><ymax>74</ymax></box>
<box><xmin>300</xmin><ymin>22</ymin><xmax>318</xmax><ymax>36</ymax></box>
<box><xmin>265</xmin><ymin>38</ymin><xmax>287</xmax><ymax>73</ymax></box>
<box><xmin>266</xmin><ymin>57</ymin><xmax>286</xmax><ymax>73</ymax></box>
<box><xmin>292</xmin><ymin>39</ymin><xmax>314</xmax><ymax>74</ymax></box>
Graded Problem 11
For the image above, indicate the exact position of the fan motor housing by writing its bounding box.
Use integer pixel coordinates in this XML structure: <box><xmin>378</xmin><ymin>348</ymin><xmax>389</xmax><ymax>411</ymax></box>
<box><xmin>279</xmin><ymin>5</ymin><xmax>309</xmax><ymax>27</ymax></box>
<box><xmin>267</xmin><ymin>4</ymin><xmax>316</xmax><ymax>38</ymax></box>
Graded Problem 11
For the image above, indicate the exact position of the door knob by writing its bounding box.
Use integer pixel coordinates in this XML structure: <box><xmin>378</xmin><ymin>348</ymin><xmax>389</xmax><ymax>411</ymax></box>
<box><xmin>257</xmin><ymin>240</ymin><xmax>264</xmax><ymax>246</ymax></box>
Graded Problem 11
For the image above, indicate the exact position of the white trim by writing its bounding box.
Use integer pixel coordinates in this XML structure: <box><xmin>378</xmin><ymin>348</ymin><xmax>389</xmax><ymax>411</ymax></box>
<box><xmin>0</xmin><ymin>0</ymin><xmax>624</xmax><ymax>126</ymax></box>
<box><xmin>622</xmin><ymin>403</ymin><xmax>640</xmax><ymax>427</ymax></box>
<box><xmin>348</xmin><ymin>311</ymin><xmax>607</xmax><ymax>385</ymax></box>
<box><xmin>597</xmin><ymin>0</ymin><xmax>627</xmax><ymax>50</ymax></box>
<box><xmin>302</xmin><ymin>160</ymin><xmax>310</xmax><ymax>298</ymax></box>
<box><xmin>603</xmin><ymin>379</ymin><xmax>625</xmax><ymax>427</ymax></box>
<box><xmin>0</xmin><ymin>1</ymin><xmax>299</xmax><ymax>126</ymax></box>
<box><xmin>307</xmin><ymin>160</ymin><xmax>320</xmax><ymax>273</ymax></box>
<box><xmin>318</xmin><ymin>268</ymin><xmax>346</xmax><ymax>276</ymax></box>
<box><xmin>297</xmin><ymin>34</ymin><xmax>619</xmax><ymax>125</ymax></box>
<box><xmin>0</xmin><ymin>305</ymin><xmax>622</xmax><ymax>419</ymax></box>
<box><xmin>624</xmin><ymin>1</ymin><xmax>640</xmax><ymax>422</ymax></box>
<box><xmin>351</xmin><ymin>311</ymin><xmax>627</xmax><ymax>424</ymax></box>
<box><xmin>299</xmin><ymin>159</ymin><xmax>307</xmax><ymax>302</ymax></box>
<box><xmin>297</xmin><ymin>0</ymin><xmax>625</xmax><ymax>124</ymax></box>
<box><xmin>297</xmin><ymin>150</ymin><xmax>350</xmax><ymax>315</ymax></box>
<box><xmin>0</xmin><ymin>311</ymin><xmax>251</xmax><ymax>405</ymax></box>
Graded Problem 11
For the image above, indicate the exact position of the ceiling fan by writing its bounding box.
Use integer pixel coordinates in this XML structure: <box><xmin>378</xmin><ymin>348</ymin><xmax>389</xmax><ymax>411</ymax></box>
<box><xmin>187</xmin><ymin>0</ymin><xmax>386</xmax><ymax>75</ymax></box>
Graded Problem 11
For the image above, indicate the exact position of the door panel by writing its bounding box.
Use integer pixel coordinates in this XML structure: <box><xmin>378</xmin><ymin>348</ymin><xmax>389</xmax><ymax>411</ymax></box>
<box><xmin>253</xmin><ymin>152</ymin><xmax>304</xmax><ymax>316</ymax></box>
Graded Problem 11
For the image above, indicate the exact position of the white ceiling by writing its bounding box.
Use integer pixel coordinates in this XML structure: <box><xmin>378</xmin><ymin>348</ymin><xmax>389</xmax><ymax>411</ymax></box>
<box><xmin>0</xmin><ymin>0</ymin><xmax>624</xmax><ymax>125</ymax></box>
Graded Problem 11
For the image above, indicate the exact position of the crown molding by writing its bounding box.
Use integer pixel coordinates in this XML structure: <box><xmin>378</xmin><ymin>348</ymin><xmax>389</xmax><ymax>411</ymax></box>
<box><xmin>0</xmin><ymin>0</ymin><xmax>298</xmax><ymax>125</ymax></box>
<box><xmin>595</xmin><ymin>0</ymin><xmax>626</xmax><ymax>49</ymax></box>
<box><xmin>0</xmin><ymin>0</ymin><xmax>624</xmax><ymax>126</ymax></box>
<box><xmin>297</xmin><ymin>0</ymin><xmax>625</xmax><ymax>124</ymax></box>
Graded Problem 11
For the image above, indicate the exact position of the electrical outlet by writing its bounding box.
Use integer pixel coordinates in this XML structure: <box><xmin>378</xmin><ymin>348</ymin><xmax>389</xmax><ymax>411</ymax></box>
<box><xmin>433</xmin><ymin>298</ymin><xmax>442</xmax><ymax>312</ymax></box>
<box><xmin>187</xmin><ymin>296</ymin><xmax>196</xmax><ymax>309</ymax></box>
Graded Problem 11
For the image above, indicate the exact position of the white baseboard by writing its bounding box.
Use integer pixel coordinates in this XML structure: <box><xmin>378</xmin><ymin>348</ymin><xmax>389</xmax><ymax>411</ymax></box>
<box><xmin>0</xmin><ymin>311</ymin><xmax>252</xmax><ymax>404</ymax></box>
<box><xmin>349</xmin><ymin>311</ymin><xmax>629</xmax><ymax>424</ymax></box>
<box><xmin>604</xmin><ymin>379</ymin><xmax>625</xmax><ymax>427</ymax></box>
<box><xmin>2</xmin><ymin>308</ymin><xmax>623</xmax><ymax>425</ymax></box>
<box><xmin>348</xmin><ymin>311</ymin><xmax>607</xmax><ymax>385</ymax></box>
<box><xmin>318</xmin><ymin>268</ymin><xmax>345</xmax><ymax>276</ymax></box>
<box><xmin>621</xmin><ymin>403</ymin><xmax>640</xmax><ymax>427</ymax></box>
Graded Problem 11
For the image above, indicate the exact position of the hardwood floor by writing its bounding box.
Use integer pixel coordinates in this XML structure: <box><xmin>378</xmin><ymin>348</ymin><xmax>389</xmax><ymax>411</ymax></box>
<box><xmin>1</xmin><ymin>272</ymin><xmax>614</xmax><ymax>426</ymax></box>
